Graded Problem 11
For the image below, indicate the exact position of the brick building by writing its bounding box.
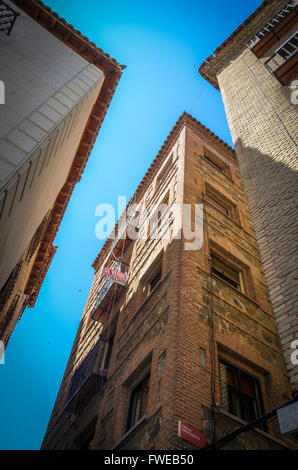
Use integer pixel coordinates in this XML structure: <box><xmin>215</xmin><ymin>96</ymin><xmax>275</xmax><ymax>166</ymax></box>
<box><xmin>199</xmin><ymin>0</ymin><xmax>298</xmax><ymax>390</ymax></box>
<box><xmin>41</xmin><ymin>113</ymin><xmax>294</xmax><ymax>450</ymax></box>
<box><xmin>0</xmin><ymin>0</ymin><xmax>124</xmax><ymax>346</ymax></box>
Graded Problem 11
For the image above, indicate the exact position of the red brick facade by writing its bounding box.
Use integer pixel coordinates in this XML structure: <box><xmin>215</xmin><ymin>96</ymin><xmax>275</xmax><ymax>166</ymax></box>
<box><xmin>41</xmin><ymin>113</ymin><xmax>294</xmax><ymax>450</ymax></box>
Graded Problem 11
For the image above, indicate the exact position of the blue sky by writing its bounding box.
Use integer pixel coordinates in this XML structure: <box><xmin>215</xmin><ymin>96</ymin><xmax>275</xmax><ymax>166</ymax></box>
<box><xmin>0</xmin><ymin>0</ymin><xmax>263</xmax><ymax>450</ymax></box>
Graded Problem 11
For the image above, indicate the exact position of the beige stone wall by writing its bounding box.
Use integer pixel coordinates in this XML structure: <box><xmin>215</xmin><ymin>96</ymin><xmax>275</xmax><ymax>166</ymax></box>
<box><xmin>217</xmin><ymin>44</ymin><xmax>298</xmax><ymax>389</ymax></box>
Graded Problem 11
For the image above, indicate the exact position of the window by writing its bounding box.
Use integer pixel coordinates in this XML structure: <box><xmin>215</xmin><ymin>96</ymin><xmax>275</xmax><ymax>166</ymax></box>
<box><xmin>148</xmin><ymin>192</ymin><xmax>170</xmax><ymax>238</ymax></box>
<box><xmin>102</xmin><ymin>334</ymin><xmax>115</xmax><ymax>371</ymax></box>
<box><xmin>126</xmin><ymin>373</ymin><xmax>150</xmax><ymax>431</ymax></box>
<box><xmin>141</xmin><ymin>252</ymin><xmax>163</xmax><ymax>298</ymax></box>
<box><xmin>203</xmin><ymin>147</ymin><xmax>231</xmax><ymax>178</ymax></box>
<box><xmin>156</xmin><ymin>156</ymin><xmax>173</xmax><ymax>188</ymax></box>
<box><xmin>264</xmin><ymin>31</ymin><xmax>298</xmax><ymax>84</ymax></box>
<box><xmin>276</xmin><ymin>32</ymin><xmax>298</xmax><ymax>61</ymax></box>
<box><xmin>219</xmin><ymin>360</ymin><xmax>265</xmax><ymax>427</ymax></box>
<box><xmin>205</xmin><ymin>156</ymin><xmax>224</xmax><ymax>173</ymax></box>
<box><xmin>204</xmin><ymin>184</ymin><xmax>239</xmax><ymax>223</ymax></box>
<box><xmin>211</xmin><ymin>254</ymin><xmax>244</xmax><ymax>293</ymax></box>
<box><xmin>75</xmin><ymin>417</ymin><xmax>97</xmax><ymax>450</ymax></box>
<box><xmin>149</xmin><ymin>269</ymin><xmax>161</xmax><ymax>293</ymax></box>
<box><xmin>206</xmin><ymin>193</ymin><xmax>231</xmax><ymax>217</ymax></box>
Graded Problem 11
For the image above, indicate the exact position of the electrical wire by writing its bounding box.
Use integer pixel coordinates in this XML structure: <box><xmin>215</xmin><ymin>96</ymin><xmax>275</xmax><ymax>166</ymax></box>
<box><xmin>190</xmin><ymin>82</ymin><xmax>208</xmax><ymax>114</ymax></box>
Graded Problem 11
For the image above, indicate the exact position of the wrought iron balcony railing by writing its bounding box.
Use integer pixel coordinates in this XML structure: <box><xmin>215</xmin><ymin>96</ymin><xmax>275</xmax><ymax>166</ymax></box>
<box><xmin>264</xmin><ymin>31</ymin><xmax>298</xmax><ymax>83</ymax></box>
<box><xmin>246</xmin><ymin>1</ymin><xmax>297</xmax><ymax>54</ymax></box>
<box><xmin>91</xmin><ymin>261</ymin><xmax>128</xmax><ymax>322</ymax></box>
<box><xmin>65</xmin><ymin>337</ymin><xmax>108</xmax><ymax>414</ymax></box>
<box><xmin>0</xmin><ymin>0</ymin><xmax>18</xmax><ymax>35</ymax></box>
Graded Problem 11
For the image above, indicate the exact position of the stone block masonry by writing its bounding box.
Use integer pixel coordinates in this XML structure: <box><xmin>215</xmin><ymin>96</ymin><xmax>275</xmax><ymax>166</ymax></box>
<box><xmin>199</xmin><ymin>0</ymin><xmax>298</xmax><ymax>391</ymax></box>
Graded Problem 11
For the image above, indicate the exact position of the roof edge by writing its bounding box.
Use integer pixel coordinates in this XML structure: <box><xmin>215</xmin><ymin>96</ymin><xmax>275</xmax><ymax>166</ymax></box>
<box><xmin>11</xmin><ymin>0</ymin><xmax>125</xmax><ymax>72</ymax></box>
<box><xmin>198</xmin><ymin>0</ymin><xmax>280</xmax><ymax>88</ymax></box>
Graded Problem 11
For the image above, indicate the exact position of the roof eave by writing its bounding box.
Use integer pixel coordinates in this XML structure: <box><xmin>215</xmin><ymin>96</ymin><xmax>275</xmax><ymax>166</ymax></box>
<box><xmin>198</xmin><ymin>0</ymin><xmax>281</xmax><ymax>89</ymax></box>
<box><xmin>11</xmin><ymin>0</ymin><xmax>125</xmax><ymax>72</ymax></box>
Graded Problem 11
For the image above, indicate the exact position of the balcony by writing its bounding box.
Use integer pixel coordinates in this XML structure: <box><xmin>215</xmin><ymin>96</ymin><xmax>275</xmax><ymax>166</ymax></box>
<box><xmin>65</xmin><ymin>337</ymin><xmax>108</xmax><ymax>414</ymax></box>
<box><xmin>246</xmin><ymin>1</ymin><xmax>297</xmax><ymax>58</ymax></box>
<box><xmin>0</xmin><ymin>0</ymin><xmax>18</xmax><ymax>35</ymax></box>
<box><xmin>91</xmin><ymin>261</ymin><xmax>128</xmax><ymax>322</ymax></box>
<box><xmin>264</xmin><ymin>31</ymin><xmax>298</xmax><ymax>84</ymax></box>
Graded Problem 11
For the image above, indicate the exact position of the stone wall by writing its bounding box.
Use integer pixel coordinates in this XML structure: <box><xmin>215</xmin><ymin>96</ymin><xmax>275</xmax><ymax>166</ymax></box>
<box><xmin>217</xmin><ymin>36</ymin><xmax>297</xmax><ymax>390</ymax></box>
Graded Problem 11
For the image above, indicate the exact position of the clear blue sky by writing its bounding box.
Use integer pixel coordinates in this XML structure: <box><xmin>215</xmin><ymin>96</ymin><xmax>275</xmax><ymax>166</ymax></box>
<box><xmin>0</xmin><ymin>0</ymin><xmax>263</xmax><ymax>450</ymax></box>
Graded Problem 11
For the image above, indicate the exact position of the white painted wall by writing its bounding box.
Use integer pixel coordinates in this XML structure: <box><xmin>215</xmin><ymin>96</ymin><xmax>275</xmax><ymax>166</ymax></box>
<box><xmin>0</xmin><ymin>0</ymin><xmax>104</xmax><ymax>189</ymax></box>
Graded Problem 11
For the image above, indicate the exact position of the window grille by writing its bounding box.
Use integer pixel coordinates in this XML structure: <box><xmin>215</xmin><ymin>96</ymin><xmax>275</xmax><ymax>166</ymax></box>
<box><xmin>126</xmin><ymin>373</ymin><xmax>150</xmax><ymax>431</ymax></box>
<box><xmin>264</xmin><ymin>31</ymin><xmax>298</xmax><ymax>74</ymax></box>
<box><xmin>246</xmin><ymin>1</ymin><xmax>296</xmax><ymax>50</ymax></box>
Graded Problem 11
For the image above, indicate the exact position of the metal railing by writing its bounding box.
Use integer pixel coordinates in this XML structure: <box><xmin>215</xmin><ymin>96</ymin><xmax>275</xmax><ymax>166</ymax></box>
<box><xmin>246</xmin><ymin>1</ymin><xmax>297</xmax><ymax>50</ymax></box>
<box><xmin>92</xmin><ymin>260</ymin><xmax>128</xmax><ymax>317</ymax></box>
<box><xmin>0</xmin><ymin>0</ymin><xmax>18</xmax><ymax>35</ymax></box>
<box><xmin>67</xmin><ymin>338</ymin><xmax>108</xmax><ymax>404</ymax></box>
<box><xmin>93</xmin><ymin>277</ymin><xmax>115</xmax><ymax>314</ymax></box>
<box><xmin>265</xmin><ymin>31</ymin><xmax>298</xmax><ymax>74</ymax></box>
